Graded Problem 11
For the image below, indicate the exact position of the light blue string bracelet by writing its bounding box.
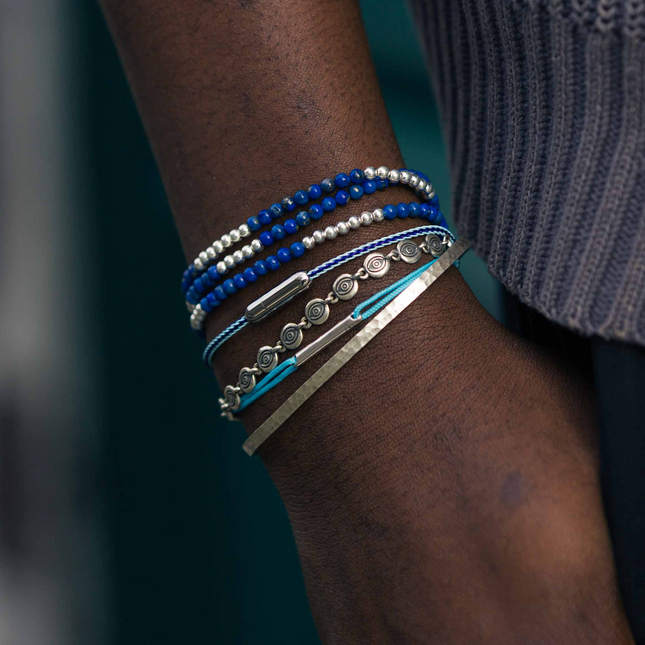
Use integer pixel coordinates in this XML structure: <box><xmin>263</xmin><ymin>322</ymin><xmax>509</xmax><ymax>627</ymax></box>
<box><xmin>233</xmin><ymin>259</ymin><xmax>438</xmax><ymax>416</ymax></box>
<box><xmin>204</xmin><ymin>225</ymin><xmax>454</xmax><ymax>368</ymax></box>
<box><xmin>218</xmin><ymin>231</ymin><xmax>456</xmax><ymax>416</ymax></box>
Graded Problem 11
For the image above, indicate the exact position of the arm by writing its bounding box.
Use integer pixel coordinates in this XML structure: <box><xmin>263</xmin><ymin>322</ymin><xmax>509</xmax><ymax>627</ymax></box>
<box><xmin>99</xmin><ymin>1</ymin><xmax>633</xmax><ymax>641</ymax></box>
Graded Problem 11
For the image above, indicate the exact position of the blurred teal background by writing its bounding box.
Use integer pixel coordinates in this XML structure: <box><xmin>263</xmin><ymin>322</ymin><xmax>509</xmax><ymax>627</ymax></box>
<box><xmin>0</xmin><ymin>1</ymin><xmax>499</xmax><ymax>643</ymax></box>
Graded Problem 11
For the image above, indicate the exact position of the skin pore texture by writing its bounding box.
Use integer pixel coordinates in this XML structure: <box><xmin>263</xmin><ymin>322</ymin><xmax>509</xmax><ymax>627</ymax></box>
<box><xmin>99</xmin><ymin>0</ymin><xmax>635</xmax><ymax>642</ymax></box>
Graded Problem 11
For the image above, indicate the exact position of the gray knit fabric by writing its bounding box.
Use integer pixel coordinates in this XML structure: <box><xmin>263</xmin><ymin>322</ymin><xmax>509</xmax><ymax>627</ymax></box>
<box><xmin>409</xmin><ymin>0</ymin><xmax>645</xmax><ymax>346</ymax></box>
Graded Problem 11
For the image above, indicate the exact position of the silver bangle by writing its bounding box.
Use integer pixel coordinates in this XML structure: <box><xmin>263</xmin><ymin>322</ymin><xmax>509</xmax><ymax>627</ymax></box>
<box><xmin>241</xmin><ymin>237</ymin><xmax>471</xmax><ymax>456</ymax></box>
<box><xmin>218</xmin><ymin>233</ymin><xmax>452</xmax><ymax>415</ymax></box>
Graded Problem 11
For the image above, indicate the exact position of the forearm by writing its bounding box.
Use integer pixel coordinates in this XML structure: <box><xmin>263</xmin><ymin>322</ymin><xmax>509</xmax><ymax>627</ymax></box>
<box><xmin>99</xmin><ymin>0</ymin><xmax>633</xmax><ymax>642</ymax></box>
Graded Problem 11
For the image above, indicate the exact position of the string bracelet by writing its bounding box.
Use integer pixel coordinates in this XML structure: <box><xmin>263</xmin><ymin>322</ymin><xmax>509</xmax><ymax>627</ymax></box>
<box><xmin>241</xmin><ymin>237</ymin><xmax>472</xmax><ymax>456</ymax></box>
<box><xmin>218</xmin><ymin>234</ymin><xmax>451</xmax><ymax>415</ymax></box>
<box><xmin>202</xmin><ymin>225</ymin><xmax>455</xmax><ymax>366</ymax></box>
<box><xmin>227</xmin><ymin>257</ymin><xmax>442</xmax><ymax>418</ymax></box>
<box><xmin>188</xmin><ymin>201</ymin><xmax>447</xmax><ymax>329</ymax></box>
<box><xmin>182</xmin><ymin>166</ymin><xmax>440</xmax><ymax>298</ymax></box>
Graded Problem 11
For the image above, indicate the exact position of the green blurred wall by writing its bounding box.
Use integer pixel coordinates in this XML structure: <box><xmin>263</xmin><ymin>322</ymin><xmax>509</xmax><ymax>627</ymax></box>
<box><xmin>78</xmin><ymin>1</ymin><xmax>500</xmax><ymax>643</ymax></box>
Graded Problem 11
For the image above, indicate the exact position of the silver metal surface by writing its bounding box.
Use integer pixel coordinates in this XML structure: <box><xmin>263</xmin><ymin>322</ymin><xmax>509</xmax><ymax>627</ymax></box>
<box><xmin>245</xmin><ymin>271</ymin><xmax>311</xmax><ymax>322</ymax></box>
<box><xmin>242</xmin><ymin>237</ymin><xmax>471</xmax><ymax>456</ymax></box>
<box><xmin>332</xmin><ymin>274</ymin><xmax>359</xmax><ymax>300</ymax></box>
<box><xmin>305</xmin><ymin>298</ymin><xmax>330</xmax><ymax>325</ymax></box>
<box><xmin>257</xmin><ymin>346</ymin><xmax>279</xmax><ymax>373</ymax></box>
<box><xmin>280</xmin><ymin>322</ymin><xmax>304</xmax><ymax>350</ymax></box>
<box><xmin>294</xmin><ymin>315</ymin><xmax>362</xmax><ymax>366</ymax></box>
<box><xmin>397</xmin><ymin>240</ymin><xmax>422</xmax><ymax>264</ymax></box>
<box><xmin>238</xmin><ymin>367</ymin><xmax>257</xmax><ymax>394</ymax></box>
<box><xmin>363</xmin><ymin>253</ymin><xmax>389</xmax><ymax>278</ymax></box>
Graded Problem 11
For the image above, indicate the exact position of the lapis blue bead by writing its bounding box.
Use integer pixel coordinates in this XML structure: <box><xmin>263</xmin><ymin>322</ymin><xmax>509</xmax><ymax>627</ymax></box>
<box><xmin>187</xmin><ymin>290</ymin><xmax>199</xmax><ymax>305</ymax></box>
<box><xmin>409</xmin><ymin>202</ymin><xmax>421</xmax><ymax>218</ymax></box>
<box><xmin>282</xmin><ymin>196</ymin><xmax>296</xmax><ymax>212</ymax></box>
<box><xmin>206</xmin><ymin>293</ymin><xmax>220</xmax><ymax>309</ymax></box>
<box><xmin>290</xmin><ymin>242</ymin><xmax>305</xmax><ymax>258</ymax></box>
<box><xmin>200</xmin><ymin>296</ymin><xmax>214</xmax><ymax>313</ymax></box>
<box><xmin>214</xmin><ymin>286</ymin><xmax>228</xmax><ymax>300</ymax></box>
<box><xmin>259</xmin><ymin>231</ymin><xmax>274</xmax><ymax>247</ymax></box>
<box><xmin>296</xmin><ymin>211</ymin><xmax>310</xmax><ymax>227</ymax></box>
<box><xmin>223</xmin><ymin>279</ymin><xmax>237</xmax><ymax>295</ymax></box>
<box><xmin>201</xmin><ymin>273</ymin><xmax>214</xmax><ymax>288</ymax></box>
<box><xmin>321</xmin><ymin>178</ymin><xmax>335</xmax><ymax>193</ymax></box>
<box><xmin>383</xmin><ymin>205</ymin><xmax>397</xmax><ymax>220</ymax></box>
<box><xmin>271</xmin><ymin>224</ymin><xmax>286</xmax><ymax>240</ymax></box>
<box><xmin>270</xmin><ymin>203</ymin><xmax>284</xmax><ymax>218</ymax></box>
<box><xmin>309</xmin><ymin>204</ymin><xmax>324</xmax><ymax>220</ymax></box>
<box><xmin>419</xmin><ymin>203</ymin><xmax>430</xmax><ymax>219</ymax></box>
<box><xmin>247</xmin><ymin>216</ymin><xmax>262</xmax><ymax>231</ymax></box>
<box><xmin>363</xmin><ymin>180</ymin><xmax>377</xmax><ymax>195</ymax></box>
<box><xmin>266</xmin><ymin>255</ymin><xmax>281</xmax><ymax>271</ymax></box>
<box><xmin>243</xmin><ymin>267</ymin><xmax>258</xmax><ymax>283</ymax></box>
<box><xmin>233</xmin><ymin>274</ymin><xmax>247</xmax><ymax>290</ymax></box>
<box><xmin>321</xmin><ymin>197</ymin><xmax>336</xmax><ymax>212</ymax></box>
<box><xmin>350</xmin><ymin>168</ymin><xmax>365</xmax><ymax>184</ymax></box>
<box><xmin>397</xmin><ymin>203</ymin><xmax>409</xmax><ymax>218</ymax></box>
<box><xmin>430</xmin><ymin>195</ymin><xmax>440</xmax><ymax>207</ymax></box>
<box><xmin>335</xmin><ymin>190</ymin><xmax>349</xmax><ymax>206</ymax></box>
<box><xmin>258</xmin><ymin>209</ymin><xmax>272</xmax><ymax>225</ymax></box>
<box><xmin>376</xmin><ymin>179</ymin><xmax>388</xmax><ymax>191</ymax></box>
<box><xmin>193</xmin><ymin>277</ymin><xmax>205</xmax><ymax>293</ymax></box>
<box><xmin>277</xmin><ymin>247</ymin><xmax>292</xmax><ymax>263</ymax></box>
<box><xmin>207</xmin><ymin>266</ymin><xmax>220</xmax><ymax>281</ymax></box>
<box><xmin>284</xmin><ymin>219</ymin><xmax>298</xmax><ymax>234</ymax></box>
<box><xmin>308</xmin><ymin>184</ymin><xmax>322</xmax><ymax>200</ymax></box>
<box><xmin>335</xmin><ymin>173</ymin><xmax>351</xmax><ymax>189</ymax></box>
<box><xmin>349</xmin><ymin>184</ymin><xmax>364</xmax><ymax>200</ymax></box>
<box><xmin>253</xmin><ymin>260</ymin><xmax>268</xmax><ymax>276</ymax></box>
<box><xmin>427</xmin><ymin>206</ymin><xmax>440</xmax><ymax>223</ymax></box>
<box><xmin>438</xmin><ymin>216</ymin><xmax>448</xmax><ymax>228</ymax></box>
<box><xmin>294</xmin><ymin>190</ymin><xmax>309</xmax><ymax>205</ymax></box>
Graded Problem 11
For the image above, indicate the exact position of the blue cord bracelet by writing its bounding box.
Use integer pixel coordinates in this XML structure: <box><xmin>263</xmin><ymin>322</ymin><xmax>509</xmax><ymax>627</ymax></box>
<box><xmin>203</xmin><ymin>225</ymin><xmax>455</xmax><ymax>367</ymax></box>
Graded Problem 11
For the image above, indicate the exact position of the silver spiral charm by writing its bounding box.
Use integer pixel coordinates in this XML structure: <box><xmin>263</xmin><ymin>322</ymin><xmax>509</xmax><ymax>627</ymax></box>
<box><xmin>332</xmin><ymin>274</ymin><xmax>358</xmax><ymax>300</ymax></box>
<box><xmin>363</xmin><ymin>253</ymin><xmax>390</xmax><ymax>278</ymax></box>
<box><xmin>223</xmin><ymin>385</ymin><xmax>241</xmax><ymax>411</ymax></box>
<box><xmin>280</xmin><ymin>323</ymin><xmax>304</xmax><ymax>350</ymax></box>
<box><xmin>238</xmin><ymin>367</ymin><xmax>256</xmax><ymax>394</ymax></box>
<box><xmin>305</xmin><ymin>298</ymin><xmax>330</xmax><ymax>325</ymax></box>
<box><xmin>396</xmin><ymin>240</ymin><xmax>422</xmax><ymax>264</ymax></box>
<box><xmin>257</xmin><ymin>346</ymin><xmax>278</xmax><ymax>373</ymax></box>
<box><xmin>426</xmin><ymin>234</ymin><xmax>448</xmax><ymax>258</ymax></box>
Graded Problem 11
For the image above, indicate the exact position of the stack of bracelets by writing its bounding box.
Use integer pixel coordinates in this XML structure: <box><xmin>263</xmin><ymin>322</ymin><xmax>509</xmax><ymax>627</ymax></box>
<box><xmin>180</xmin><ymin>165</ymin><xmax>471</xmax><ymax>455</ymax></box>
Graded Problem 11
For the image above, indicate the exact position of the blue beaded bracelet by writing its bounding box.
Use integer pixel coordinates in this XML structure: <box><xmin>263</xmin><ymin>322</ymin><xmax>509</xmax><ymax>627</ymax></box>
<box><xmin>189</xmin><ymin>204</ymin><xmax>448</xmax><ymax>331</ymax></box>
<box><xmin>201</xmin><ymin>224</ymin><xmax>455</xmax><ymax>366</ymax></box>
<box><xmin>181</xmin><ymin>166</ymin><xmax>440</xmax><ymax>297</ymax></box>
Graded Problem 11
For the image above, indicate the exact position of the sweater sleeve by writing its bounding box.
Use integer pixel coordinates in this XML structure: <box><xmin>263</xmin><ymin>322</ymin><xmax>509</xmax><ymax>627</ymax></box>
<box><xmin>409</xmin><ymin>0</ymin><xmax>645</xmax><ymax>346</ymax></box>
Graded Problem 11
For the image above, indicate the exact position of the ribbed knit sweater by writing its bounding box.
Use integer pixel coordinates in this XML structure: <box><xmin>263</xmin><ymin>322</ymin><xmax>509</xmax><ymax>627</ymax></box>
<box><xmin>409</xmin><ymin>0</ymin><xmax>645</xmax><ymax>346</ymax></box>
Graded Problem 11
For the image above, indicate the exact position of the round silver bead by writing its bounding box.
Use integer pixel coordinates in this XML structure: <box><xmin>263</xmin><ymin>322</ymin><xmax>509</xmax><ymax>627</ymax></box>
<box><xmin>206</xmin><ymin>247</ymin><xmax>217</xmax><ymax>260</ymax></box>
<box><xmin>387</xmin><ymin>169</ymin><xmax>400</xmax><ymax>184</ymax></box>
<box><xmin>216</xmin><ymin>261</ymin><xmax>227</xmax><ymax>275</ymax></box>
<box><xmin>213</xmin><ymin>240</ymin><xmax>224</xmax><ymax>255</ymax></box>
<box><xmin>242</xmin><ymin>245</ymin><xmax>254</xmax><ymax>259</ymax></box>
<box><xmin>194</xmin><ymin>258</ymin><xmax>204</xmax><ymax>271</ymax></box>
<box><xmin>186</xmin><ymin>302</ymin><xmax>195</xmax><ymax>312</ymax></box>
<box><xmin>224</xmin><ymin>255</ymin><xmax>235</xmax><ymax>269</ymax></box>
<box><xmin>190</xmin><ymin>317</ymin><xmax>201</xmax><ymax>331</ymax></box>
<box><xmin>303</xmin><ymin>236</ymin><xmax>315</xmax><ymax>250</ymax></box>
<box><xmin>313</xmin><ymin>230</ymin><xmax>325</xmax><ymax>244</ymax></box>
<box><xmin>221</xmin><ymin>234</ymin><xmax>232</xmax><ymax>249</ymax></box>
<box><xmin>348</xmin><ymin>216</ymin><xmax>361</xmax><ymax>229</ymax></box>
<box><xmin>199</xmin><ymin>251</ymin><xmax>209</xmax><ymax>264</ymax></box>
<box><xmin>364</xmin><ymin>166</ymin><xmax>377</xmax><ymax>180</ymax></box>
<box><xmin>232</xmin><ymin>250</ymin><xmax>244</xmax><ymax>264</ymax></box>
<box><xmin>229</xmin><ymin>229</ymin><xmax>241</xmax><ymax>243</ymax></box>
<box><xmin>324</xmin><ymin>225</ymin><xmax>338</xmax><ymax>240</ymax></box>
<box><xmin>360</xmin><ymin>211</ymin><xmax>373</xmax><ymax>225</ymax></box>
<box><xmin>409</xmin><ymin>174</ymin><xmax>420</xmax><ymax>188</ymax></box>
<box><xmin>399</xmin><ymin>170</ymin><xmax>411</xmax><ymax>185</ymax></box>
<box><xmin>372</xmin><ymin>208</ymin><xmax>385</xmax><ymax>222</ymax></box>
<box><xmin>238</xmin><ymin>223</ymin><xmax>251</xmax><ymax>238</ymax></box>
<box><xmin>425</xmin><ymin>183</ymin><xmax>434</xmax><ymax>195</ymax></box>
<box><xmin>337</xmin><ymin>221</ymin><xmax>350</xmax><ymax>235</ymax></box>
<box><xmin>417</xmin><ymin>178</ymin><xmax>427</xmax><ymax>192</ymax></box>
<box><xmin>251</xmin><ymin>239</ymin><xmax>263</xmax><ymax>252</ymax></box>
<box><xmin>376</xmin><ymin>166</ymin><xmax>389</xmax><ymax>180</ymax></box>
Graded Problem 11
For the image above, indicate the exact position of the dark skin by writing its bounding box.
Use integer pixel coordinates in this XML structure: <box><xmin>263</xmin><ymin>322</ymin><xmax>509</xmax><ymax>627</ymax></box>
<box><xmin>99</xmin><ymin>0</ymin><xmax>634</xmax><ymax>642</ymax></box>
